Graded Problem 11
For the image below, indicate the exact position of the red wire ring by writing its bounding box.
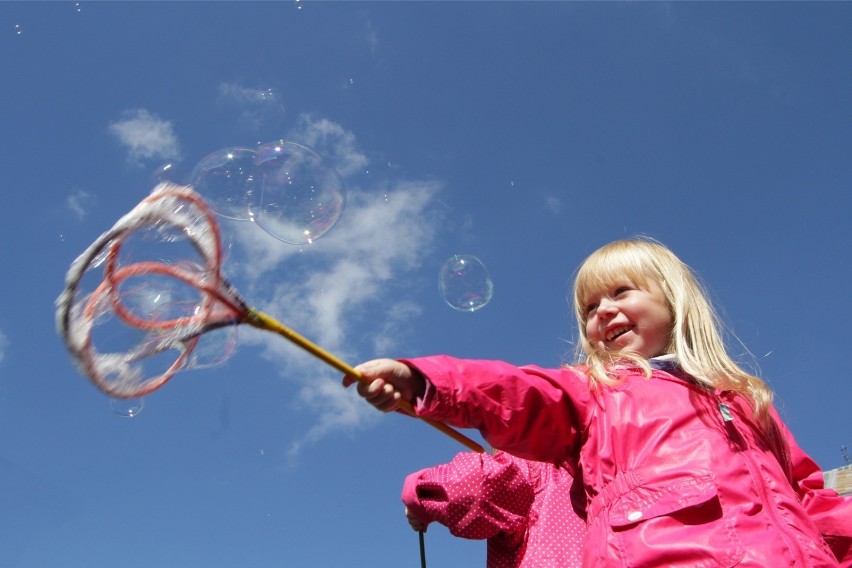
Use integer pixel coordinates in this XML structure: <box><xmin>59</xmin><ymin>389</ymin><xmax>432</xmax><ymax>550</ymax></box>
<box><xmin>72</xmin><ymin>183</ymin><xmax>239</xmax><ymax>398</ymax></box>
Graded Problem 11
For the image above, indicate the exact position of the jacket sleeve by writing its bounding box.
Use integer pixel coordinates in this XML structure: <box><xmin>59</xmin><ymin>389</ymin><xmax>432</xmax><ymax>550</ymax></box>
<box><xmin>403</xmin><ymin>356</ymin><xmax>592</xmax><ymax>464</ymax></box>
<box><xmin>778</xmin><ymin>414</ymin><xmax>852</xmax><ymax>565</ymax></box>
<box><xmin>400</xmin><ymin>451</ymin><xmax>537</xmax><ymax>541</ymax></box>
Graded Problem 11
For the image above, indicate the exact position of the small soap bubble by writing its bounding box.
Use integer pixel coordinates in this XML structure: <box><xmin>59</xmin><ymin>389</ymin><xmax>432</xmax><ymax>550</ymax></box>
<box><xmin>295</xmin><ymin>0</ymin><xmax>303</xmax><ymax>10</ymax></box>
<box><xmin>438</xmin><ymin>254</ymin><xmax>494</xmax><ymax>312</ymax></box>
<box><xmin>190</xmin><ymin>147</ymin><xmax>258</xmax><ymax>221</ymax></box>
<box><xmin>15</xmin><ymin>24</ymin><xmax>22</xmax><ymax>35</ymax></box>
<box><xmin>75</xmin><ymin>2</ymin><xmax>82</xmax><ymax>12</ymax></box>
<box><xmin>110</xmin><ymin>397</ymin><xmax>144</xmax><ymax>418</ymax></box>
<box><xmin>253</xmin><ymin>140</ymin><xmax>346</xmax><ymax>245</ymax></box>
<box><xmin>152</xmin><ymin>161</ymin><xmax>181</xmax><ymax>184</ymax></box>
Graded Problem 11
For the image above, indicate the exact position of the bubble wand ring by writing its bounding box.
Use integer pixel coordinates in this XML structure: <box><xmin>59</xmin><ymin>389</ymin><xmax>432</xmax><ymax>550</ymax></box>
<box><xmin>57</xmin><ymin>182</ymin><xmax>484</xmax><ymax>453</ymax></box>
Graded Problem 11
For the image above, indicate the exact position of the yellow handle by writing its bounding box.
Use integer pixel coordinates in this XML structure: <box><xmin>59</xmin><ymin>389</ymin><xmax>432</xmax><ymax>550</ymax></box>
<box><xmin>244</xmin><ymin>308</ymin><xmax>485</xmax><ymax>453</ymax></box>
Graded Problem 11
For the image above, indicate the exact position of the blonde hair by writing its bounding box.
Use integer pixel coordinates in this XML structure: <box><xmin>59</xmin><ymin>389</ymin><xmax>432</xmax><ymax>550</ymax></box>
<box><xmin>571</xmin><ymin>238</ymin><xmax>774</xmax><ymax>427</ymax></box>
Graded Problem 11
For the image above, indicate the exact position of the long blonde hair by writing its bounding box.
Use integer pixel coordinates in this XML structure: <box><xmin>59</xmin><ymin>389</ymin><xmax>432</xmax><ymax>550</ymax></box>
<box><xmin>571</xmin><ymin>238</ymin><xmax>774</xmax><ymax>427</ymax></box>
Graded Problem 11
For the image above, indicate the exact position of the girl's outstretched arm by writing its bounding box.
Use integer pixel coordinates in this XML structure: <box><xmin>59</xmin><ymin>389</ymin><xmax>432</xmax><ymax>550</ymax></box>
<box><xmin>342</xmin><ymin>358</ymin><xmax>427</xmax><ymax>412</ymax></box>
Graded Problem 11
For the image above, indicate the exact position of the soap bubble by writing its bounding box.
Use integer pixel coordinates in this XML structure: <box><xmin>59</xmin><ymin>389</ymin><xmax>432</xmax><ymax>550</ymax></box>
<box><xmin>110</xmin><ymin>397</ymin><xmax>144</xmax><ymax>418</ymax></box>
<box><xmin>152</xmin><ymin>161</ymin><xmax>181</xmax><ymax>184</ymax></box>
<box><xmin>190</xmin><ymin>147</ymin><xmax>257</xmax><ymax>221</ymax></box>
<box><xmin>115</xmin><ymin>272</ymin><xmax>205</xmax><ymax>323</ymax></box>
<box><xmin>438</xmin><ymin>254</ymin><xmax>494</xmax><ymax>312</ymax></box>
<box><xmin>253</xmin><ymin>140</ymin><xmax>346</xmax><ymax>245</ymax></box>
<box><xmin>183</xmin><ymin>326</ymin><xmax>238</xmax><ymax>370</ymax></box>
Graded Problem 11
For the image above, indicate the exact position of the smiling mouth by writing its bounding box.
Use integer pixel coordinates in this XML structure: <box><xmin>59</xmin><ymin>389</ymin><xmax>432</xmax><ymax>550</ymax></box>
<box><xmin>605</xmin><ymin>325</ymin><xmax>632</xmax><ymax>342</ymax></box>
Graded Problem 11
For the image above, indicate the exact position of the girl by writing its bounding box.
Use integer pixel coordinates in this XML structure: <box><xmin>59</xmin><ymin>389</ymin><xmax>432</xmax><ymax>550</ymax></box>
<box><xmin>403</xmin><ymin>450</ymin><xmax>585</xmax><ymax>568</ymax></box>
<box><xmin>345</xmin><ymin>238</ymin><xmax>852</xmax><ymax>567</ymax></box>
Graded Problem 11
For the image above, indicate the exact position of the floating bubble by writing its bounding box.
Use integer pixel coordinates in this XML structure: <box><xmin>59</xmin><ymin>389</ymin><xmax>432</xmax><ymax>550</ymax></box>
<box><xmin>110</xmin><ymin>397</ymin><xmax>144</xmax><ymax>418</ymax></box>
<box><xmin>116</xmin><ymin>272</ymin><xmax>205</xmax><ymax>323</ymax></box>
<box><xmin>438</xmin><ymin>254</ymin><xmax>494</xmax><ymax>312</ymax></box>
<box><xmin>253</xmin><ymin>140</ymin><xmax>346</xmax><ymax>245</ymax></box>
<box><xmin>190</xmin><ymin>147</ymin><xmax>257</xmax><ymax>221</ymax></box>
<box><xmin>183</xmin><ymin>326</ymin><xmax>238</xmax><ymax>370</ymax></box>
<box><xmin>152</xmin><ymin>161</ymin><xmax>181</xmax><ymax>184</ymax></box>
<box><xmin>112</xmin><ymin>223</ymin><xmax>208</xmax><ymax>276</ymax></box>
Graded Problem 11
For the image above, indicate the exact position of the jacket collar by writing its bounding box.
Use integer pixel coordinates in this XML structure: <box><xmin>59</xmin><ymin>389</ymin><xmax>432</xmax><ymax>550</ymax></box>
<box><xmin>649</xmin><ymin>354</ymin><xmax>678</xmax><ymax>371</ymax></box>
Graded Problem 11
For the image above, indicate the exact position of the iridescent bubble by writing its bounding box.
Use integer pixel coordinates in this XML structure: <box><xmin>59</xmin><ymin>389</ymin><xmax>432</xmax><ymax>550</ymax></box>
<box><xmin>190</xmin><ymin>147</ymin><xmax>258</xmax><ymax>221</ymax></box>
<box><xmin>438</xmin><ymin>254</ymin><xmax>494</xmax><ymax>312</ymax></box>
<box><xmin>253</xmin><ymin>140</ymin><xmax>345</xmax><ymax>245</ymax></box>
<box><xmin>110</xmin><ymin>397</ymin><xmax>144</xmax><ymax>417</ymax></box>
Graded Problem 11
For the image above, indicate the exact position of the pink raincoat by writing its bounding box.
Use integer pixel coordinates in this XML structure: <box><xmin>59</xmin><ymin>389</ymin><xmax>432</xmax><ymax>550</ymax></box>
<box><xmin>402</xmin><ymin>451</ymin><xmax>585</xmax><ymax>568</ymax></box>
<box><xmin>405</xmin><ymin>356</ymin><xmax>852</xmax><ymax>567</ymax></box>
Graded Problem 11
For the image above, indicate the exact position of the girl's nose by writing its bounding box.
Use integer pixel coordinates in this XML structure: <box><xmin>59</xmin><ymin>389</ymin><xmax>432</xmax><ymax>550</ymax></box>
<box><xmin>597</xmin><ymin>297</ymin><xmax>618</xmax><ymax>316</ymax></box>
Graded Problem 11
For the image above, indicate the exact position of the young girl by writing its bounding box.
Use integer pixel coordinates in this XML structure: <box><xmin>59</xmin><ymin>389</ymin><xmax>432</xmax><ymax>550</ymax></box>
<box><xmin>345</xmin><ymin>238</ymin><xmax>852</xmax><ymax>567</ymax></box>
<box><xmin>403</xmin><ymin>450</ymin><xmax>585</xmax><ymax>568</ymax></box>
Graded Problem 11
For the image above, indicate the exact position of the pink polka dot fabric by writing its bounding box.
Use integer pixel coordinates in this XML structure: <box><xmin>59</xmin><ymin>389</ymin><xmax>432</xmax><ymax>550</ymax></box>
<box><xmin>402</xmin><ymin>451</ymin><xmax>585</xmax><ymax>568</ymax></box>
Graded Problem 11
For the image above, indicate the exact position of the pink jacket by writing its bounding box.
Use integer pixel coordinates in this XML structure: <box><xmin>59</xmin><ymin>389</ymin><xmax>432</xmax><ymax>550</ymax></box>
<box><xmin>405</xmin><ymin>356</ymin><xmax>852</xmax><ymax>567</ymax></box>
<box><xmin>402</xmin><ymin>451</ymin><xmax>585</xmax><ymax>568</ymax></box>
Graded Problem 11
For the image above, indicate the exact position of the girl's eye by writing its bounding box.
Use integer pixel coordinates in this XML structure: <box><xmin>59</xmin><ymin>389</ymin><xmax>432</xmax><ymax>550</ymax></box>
<box><xmin>585</xmin><ymin>303</ymin><xmax>598</xmax><ymax>315</ymax></box>
<box><xmin>614</xmin><ymin>286</ymin><xmax>631</xmax><ymax>296</ymax></box>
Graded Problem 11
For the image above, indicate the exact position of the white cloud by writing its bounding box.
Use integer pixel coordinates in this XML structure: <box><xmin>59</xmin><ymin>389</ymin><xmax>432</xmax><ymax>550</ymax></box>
<box><xmin>217</xmin><ymin>82</ymin><xmax>286</xmax><ymax>131</ymax></box>
<box><xmin>237</xmin><ymin>180</ymin><xmax>442</xmax><ymax>353</ymax></box>
<box><xmin>0</xmin><ymin>329</ymin><xmax>7</xmax><ymax>363</ymax></box>
<box><xmin>544</xmin><ymin>194</ymin><xmax>563</xmax><ymax>214</ymax></box>
<box><xmin>225</xmin><ymin>180</ymin><xmax>444</xmax><ymax>459</ymax></box>
<box><xmin>66</xmin><ymin>189</ymin><xmax>95</xmax><ymax>220</ymax></box>
<box><xmin>372</xmin><ymin>300</ymin><xmax>422</xmax><ymax>354</ymax></box>
<box><xmin>285</xmin><ymin>377</ymin><xmax>372</xmax><ymax>463</ymax></box>
<box><xmin>108</xmin><ymin>109</ymin><xmax>181</xmax><ymax>165</ymax></box>
<box><xmin>364</xmin><ymin>16</ymin><xmax>379</xmax><ymax>56</ymax></box>
<box><xmin>287</xmin><ymin>114</ymin><xmax>369</xmax><ymax>178</ymax></box>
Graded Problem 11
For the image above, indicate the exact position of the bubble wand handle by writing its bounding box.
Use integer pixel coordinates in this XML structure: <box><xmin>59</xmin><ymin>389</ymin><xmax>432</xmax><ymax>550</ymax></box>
<box><xmin>243</xmin><ymin>308</ymin><xmax>485</xmax><ymax>453</ymax></box>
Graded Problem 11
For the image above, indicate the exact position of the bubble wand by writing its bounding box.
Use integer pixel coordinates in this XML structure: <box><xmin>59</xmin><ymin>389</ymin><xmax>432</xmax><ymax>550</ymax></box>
<box><xmin>56</xmin><ymin>182</ymin><xmax>484</xmax><ymax>453</ymax></box>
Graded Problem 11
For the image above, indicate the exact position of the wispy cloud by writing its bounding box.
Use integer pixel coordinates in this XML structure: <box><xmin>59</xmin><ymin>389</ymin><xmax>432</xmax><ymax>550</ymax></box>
<box><xmin>364</xmin><ymin>16</ymin><xmax>379</xmax><ymax>56</ymax></box>
<box><xmin>0</xmin><ymin>329</ymin><xmax>7</xmax><ymax>364</ymax></box>
<box><xmin>217</xmin><ymin>81</ymin><xmax>286</xmax><ymax>131</ymax></box>
<box><xmin>544</xmin><ymin>194</ymin><xmax>563</xmax><ymax>214</ymax></box>
<box><xmin>234</xmin><ymin>180</ymin><xmax>442</xmax><ymax>354</ymax></box>
<box><xmin>66</xmin><ymin>189</ymin><xmax>95</xmax><ymax>220</ymax></box>
<box><xmin>254</xmin><ymin>182</ymin><xmax>442</xmax><ymax>459</ymax></box>
<box><xmin>108</xmin><ymin>109</ymin><xmax>181</xmax><ymax>165</ymax></box>
<box><xmin>287</xmin><ymin>113</ymin><xmax>369</xmax><ymax>177</ymax></box>
<box><xmin>218</xmin><ymin>117</ymin><xmax>444</xmax><ymax>458</ymax></box>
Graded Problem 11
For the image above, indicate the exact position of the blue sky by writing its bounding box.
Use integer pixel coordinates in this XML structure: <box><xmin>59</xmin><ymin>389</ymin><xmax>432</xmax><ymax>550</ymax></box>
<box><xmin>1</xmin><ymin>2</ymin><xmax>850</xmax><ymax>566</ymax></box>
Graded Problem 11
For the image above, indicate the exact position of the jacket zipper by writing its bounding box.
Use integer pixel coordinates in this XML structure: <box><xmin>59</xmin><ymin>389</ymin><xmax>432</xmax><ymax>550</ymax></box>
<box><xmin>717</xmin><ymin>398</ymin><xmax>810</xmax><ymax>567</ymax></box>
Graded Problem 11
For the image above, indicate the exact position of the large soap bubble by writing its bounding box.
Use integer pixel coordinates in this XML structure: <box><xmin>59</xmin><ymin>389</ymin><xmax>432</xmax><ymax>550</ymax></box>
<box><xmin>190</xmin><ymin>147</ymin><xmax>258</xmax><ymax>221</ymax></box>
<box><xmin>253</xmin><ymin>140</ymin><xmax>346</xmax><ymax>245</ymax></box>
<box><xmin>438</xmin><ymin>254</ymin><xmax>494</xmax><ymax>312</ymax></box>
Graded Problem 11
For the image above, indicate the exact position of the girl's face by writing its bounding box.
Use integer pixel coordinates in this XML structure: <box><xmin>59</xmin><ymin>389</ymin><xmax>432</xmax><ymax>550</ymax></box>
<box><xmin>583</xmin><ymin>278</ymin><xmax>673</xmax><ymax>359</ymax></box>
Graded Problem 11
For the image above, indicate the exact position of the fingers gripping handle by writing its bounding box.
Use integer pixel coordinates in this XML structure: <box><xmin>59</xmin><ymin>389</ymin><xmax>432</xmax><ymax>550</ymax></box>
<box><xmin>244</xmin><ymin>309</ymin><xmax>484</xmax><ymax>453</ymax></box>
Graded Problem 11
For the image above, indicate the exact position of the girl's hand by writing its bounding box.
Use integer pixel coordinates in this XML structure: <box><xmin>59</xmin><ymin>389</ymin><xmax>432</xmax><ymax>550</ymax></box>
<box><xmin>342</xmin><ymin>358</ymin><xmax>425</xmax><ymax>412</ymax></box>
<box><xmin>404</xmin><ymin>506</ymin><xmax>428</xmax><ymax>532</ymax></box>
